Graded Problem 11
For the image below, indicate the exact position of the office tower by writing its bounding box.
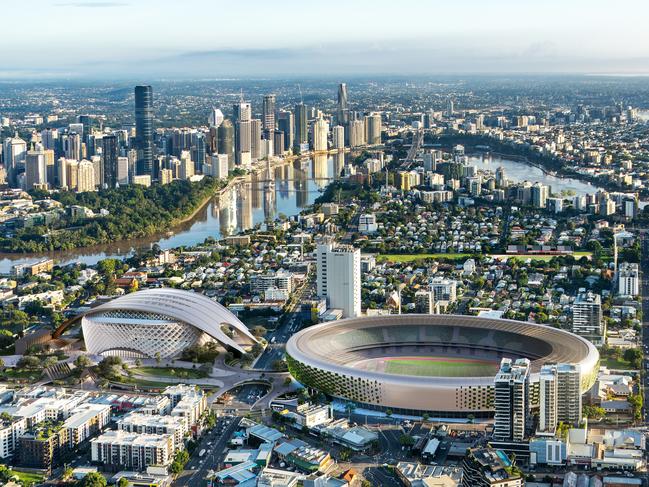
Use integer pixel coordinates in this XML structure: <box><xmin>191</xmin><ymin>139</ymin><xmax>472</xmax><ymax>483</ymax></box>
<box><xmin>207</xmin><ymin>126</ymin><xmax>218</xmax><ymax>155</ymax></box>
<box><xmin>101</xmin><ymin>135</ymin><xmax>118</xmax><ymax>188</ymax></box>
<box><xmin>311</xmin><ymin>118</ymin><xmax>329</xmax><ymax>152</ymax></box>
<box><xmin>262</xmin><ymin>94</ymin><xmax>276</xmax><ymax>131</ymax></box>
<box><xmin>531</xmin><ymin>182</ymin><xmax>549</xmax><ymax>208</ymax></box>
<box><xmin>209</xmin><ymin>108</ymin><xmax>224</xmax><ymax>128</ymax></box>
<box><xmin>316</xmin><ymin>239</ymin><xmax>361</xmax><ymax>318</ymax></box>
<box><xmin>572</xmin><ymin>291</ymin><xmax>603</xmax><ymax>338</ymax></box>
<box><xmin>179</xmin><ymin>151</ymin><xmax>194</xmax><ymax>180</ymax></box>
<box><xmin>44</xmin><ymin>149</ymin><xmax>55</xmax><ymax>184</ymax></box>
<box><xmin>337</xmin><ymin>83</ymin><xmax>349</xmax><ymax>125</ymax></box>
<box><xmin>250</xmin><ymin>119</ymin><xmax>262</xmax><ymax>160</ymax></box>
<box><xmin>65</xmin><ymin>132</ymin><xmax>82</xmax><ymax>161</ymax></box>
<box><xmin>332</xmin><ymin>125</ymin><xmax>345</xmax><ymax>150</ymax></box>
<box><xmin>349</xmin><ymin>119</ymin><xmax>366</xmax><ymax>148</ymax></box>
<box><xmin>272</xmin><ymin>130</ymin><xmax>285</xmax><ymax>157</ymax></box>
<box><xmin>190</xmin><ymin>133</ymin><xmax>206</xmax><ymax>173</ymax></box>
<box><xmin>493</xmin><ymin>358</ymin><xmax>530</xmax><ymax>442</ymax></box>
<box><xmin>294</xmin><ymin>103</ymin><xmax>308</xmax><ymax>150</ymax></box>
<box><xmin>233</xmin><ymin>102</ymin><xmax>252</xmax><ymax>165</ymax></box>
<box><xmin>3</xmin><ymin>134</ymin><xmax>27</xmax><ymax>186</ymax></box>
<box><xmin>77</xmin><ymin>160</ymin><xmax>96</xmax><ymax>192</ymax></box>
<box><xmin>447</xmin><ymin>98</ymin><xmax>454</xmax><ymax>116</ymax></box>
<box><xmin>207</xmin><ymin>154</ymin><xmax>229</xmax><ymax>179</ymax></box>
<box><xmin>56</xmin><ymin>158</ymin><xmax>68</xmax><ymax>188</ymax></box>
<box><xmin>90</xmin><ymin>155</ymin><xmax>102</xmax><ymax>187</ymax></box>
<box><xmin>24</xmin><ymin>145</ymin><xmax>47</xmax><ymax>189</ymax></box>
<box><xmin>618</xmin><ymin>262</ymin><xmax>640</xmax><ymax>297</ymax></box>
<box><xmin>277</xmin><ymin>111</ymin><xmax>294</xmax><ymax>151</ymax></box>
<box><xmin>41</xmin><ymin>128</ymin><xmax>59</xmax><ymax>151</ymax></box>
<box><xmin>217</xmin><ymin>120</ymin><xmax>234</xmax><ymax>167</ymax></box>
<box><xmin>66</xmin><ymin>160</ymin><xmax>79</xmax><ymax>190</ymax></box>
<box><xmin>495</xmin><ymin>167</ymin><xmax>506</xmax><ymax>187</ymax></box>
<box><xmin>134</xmin><ymin>85</ymin><xmax>154</xmax><ymax>175</ymax></box>
<box><xmin>366</xmin><ymin>113</ymin><xmax>382</xmax><ymax>145</ymax></box>
<box><xmin>117</xmin><ymin>157</ymin><xmax>129</xmax><ymax>185</ymax></box>
<box><xmin>461</xmin><ymin>448</ymin><xmax>523</xmax><ymax>487</ymax></box>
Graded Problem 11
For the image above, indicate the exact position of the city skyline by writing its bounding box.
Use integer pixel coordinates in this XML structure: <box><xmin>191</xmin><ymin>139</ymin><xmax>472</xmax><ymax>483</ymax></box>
<box><xmin>3</xmin><ymin>0</ymin><xmax>649</xmax><ymax>78</ymax></box>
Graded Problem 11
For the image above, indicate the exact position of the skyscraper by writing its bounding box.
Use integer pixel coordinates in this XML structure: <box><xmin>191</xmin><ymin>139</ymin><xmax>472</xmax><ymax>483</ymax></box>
<box><xmin>250</xmin><ymin>119</ymin><xmax>262</xmax><ymax>160</ymax></box>
<box><xmin>294</xmin><ymin>103</ymin><xmax>308</xmax><ymax>150</ymax></box>
<box><xmin>311</xmin><ymin>117</ymin><xmax>329</xmax><ymax>152</ymax></box>
<box><xmin>539</xmin><ymin>363</ymin><xmax>582</xmax><ymax>434</ymax></box>
<box><xmin>493</xmin><ymin>358</ymin><xmax>530</xmax><ymax>442</ymax></box>
<box><xmin>24</xmin><ymin>145</ymin><xmax>47</xmax><ymax>189</ymax></box>
<box><xmin>337</xmin><ymin>83</ymin><xmax>349</xmax><ymax>125</ymax></box>
<box><xmin>209</xmin><ymin>108</ymin><xmax>224</xmax><ymax>128</ymax></box>
<box><xmin>218</xmin><ymin>120</ymin><xmax>235</xmax><ymax>169</ymax></box>
<box><xmin>262</xmin><ymin>94</ymin><xmax>276</xmax><ymax>131</ymax></box>
<box><xmin>366</xmin><ymin>112</ymin><xmax>382</xmax><ymax>145</ymax></box>
<box><xmin>572</xmin><ymin>291</ymin><xmax>603</xmax><ymax>340</ymax></box>
<box><xmin>316</xmin><ymin>239</ymin><xmax>361</xmax><ymax>318</ymax></box>
<box><xmin>277</xmin><ymin>111</ymin><xmax>294</xmax><ymax>151</ymax></box>
<box><xmin>102</xmin><ymin>135</ymin><xmax>118</xmax><ymax>188</ymax></box>
<box><xmin>134</xmin><ymin>85</ymin><xmax>154</xmax><ymax>176</ymax></box>
<box><xmin>233</xmin><ymin>102</ymin><xmax>252</xmax><ymax>166</ymax></box>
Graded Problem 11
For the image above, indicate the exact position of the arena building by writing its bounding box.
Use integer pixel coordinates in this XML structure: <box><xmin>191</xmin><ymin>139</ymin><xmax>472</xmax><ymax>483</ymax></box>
<box><xmin>81</xmin><ymin>288</ymin><xmax>257</xmax><ymax>359</ymax></box>
<box><xmin>286</xmin><ymin>314</ymin><xmax>599</xmax><ymax>417</ymax></box>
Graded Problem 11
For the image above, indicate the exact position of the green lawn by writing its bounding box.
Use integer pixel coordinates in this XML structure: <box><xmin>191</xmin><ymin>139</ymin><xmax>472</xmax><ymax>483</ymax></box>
<box><xmin>7</xmin><ymin>469</ymin><xmax>44</xmax><ymax>485</ymax></box>
<box><xmin>384</xmin><ymin>357</ymin><xmax>499</xmax><ymax>377</ymax></box>
<box><xmin>377</xmin><ymin>252</ymin><xmax>592</xmax><ymax>263</ymax></box>
<box><xmin>377</xmin><ymin>253</ymin><xmax>473</xmax><ymax>263</ymax></box>
<box><xmin>132</xmin><ymin>367</ymin><xmax>207</xmax><ymax>379</ymax></box>
<box><xmin>601</xmin><ymin>357</ymin><xmax>634</xmax><ymax>370</ymax></box>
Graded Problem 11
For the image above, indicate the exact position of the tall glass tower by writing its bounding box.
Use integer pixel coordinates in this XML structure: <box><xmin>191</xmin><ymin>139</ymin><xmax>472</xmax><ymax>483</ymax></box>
<box><xmin>134</xmin><ymin>85</ymin><xmax>154</xmax><ymax>176</ymax></box>
<box><xmin>337</xmin><ymin>83</ymin><xmax>349</xmax><ymax>125</ymax></box>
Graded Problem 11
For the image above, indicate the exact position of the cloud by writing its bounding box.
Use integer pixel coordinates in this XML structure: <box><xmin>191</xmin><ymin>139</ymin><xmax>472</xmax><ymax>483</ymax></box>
<box><xmin>55</xmin><ymin>1</ymin><xmax>128</xmax><ymax>7</ymax></box>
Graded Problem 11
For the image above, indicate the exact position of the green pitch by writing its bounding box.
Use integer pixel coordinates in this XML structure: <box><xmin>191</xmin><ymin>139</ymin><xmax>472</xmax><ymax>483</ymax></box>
<box><xmin>384</xmin><ymin>357</ymin><xmax>499</xmax><ymax>377</ymax></box>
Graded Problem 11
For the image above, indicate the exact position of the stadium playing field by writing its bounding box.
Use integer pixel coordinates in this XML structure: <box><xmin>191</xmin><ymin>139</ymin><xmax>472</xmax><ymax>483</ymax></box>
<box><xmin>355</xmin><ymin>356</ymin><xmax>500</xmax><ymax>377</ymax></box>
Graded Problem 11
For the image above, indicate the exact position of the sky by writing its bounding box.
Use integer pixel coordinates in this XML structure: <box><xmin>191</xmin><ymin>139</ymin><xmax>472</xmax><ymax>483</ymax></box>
<box><xmin>3</xmin><ymin>0</ymin><xmax>649</xmax><ymax>79</ymax></box>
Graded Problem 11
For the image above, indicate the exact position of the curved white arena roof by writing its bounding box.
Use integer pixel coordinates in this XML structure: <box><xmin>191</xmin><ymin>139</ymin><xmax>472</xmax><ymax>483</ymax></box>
<box><xmin>82</xmin><ymin>288</ymin><xmax>257</xmax><ymax>356</ymax></box>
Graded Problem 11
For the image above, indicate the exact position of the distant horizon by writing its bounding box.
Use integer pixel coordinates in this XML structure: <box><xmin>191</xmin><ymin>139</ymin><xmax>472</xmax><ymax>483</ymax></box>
<box><xmin>3</xmin><ymin>0</ymin><xmax>649</xmax><ymax>79</ymax></box>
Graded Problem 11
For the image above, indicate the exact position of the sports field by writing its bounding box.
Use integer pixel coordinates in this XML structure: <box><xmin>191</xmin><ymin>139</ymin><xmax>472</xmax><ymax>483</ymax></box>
<box><xmin>356</xmin><ymin>356</ymin><xmax>499</xmax><ymax>377</ymax></box>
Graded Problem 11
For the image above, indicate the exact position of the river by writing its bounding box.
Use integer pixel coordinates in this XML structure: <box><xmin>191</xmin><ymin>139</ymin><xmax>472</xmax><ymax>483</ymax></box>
<box><xmin>468</xmin><ymin>154</ymin><xmax>602</xmax><ymax>196</ymax></box>
<box><xmin>0</xmin><ymin>152</ymin><xmax>637</xmax><ymax>273</ymax></box>
<box><xmin>0</xmin><ymin>153</ymin><xmax>346</xmax><ymax>273</ymax></box>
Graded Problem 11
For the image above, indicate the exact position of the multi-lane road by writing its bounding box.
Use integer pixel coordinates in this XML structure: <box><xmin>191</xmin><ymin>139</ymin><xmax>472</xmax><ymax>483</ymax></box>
<box><xmin>639</xmin><ymin>232</ymin><xmax>649</xmax><ymax>424</ymax></box>
<box><xmin>175</xmin><ymin>416</ymin><xmax>242</xmax><ymax>487</ymax></box>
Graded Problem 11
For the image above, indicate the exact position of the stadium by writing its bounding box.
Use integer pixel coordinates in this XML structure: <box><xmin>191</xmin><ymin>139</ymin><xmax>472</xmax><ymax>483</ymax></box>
<box><xmin>81</xmin><ymin>288</ymin><xmax>258</xmax><ymax>359</ymax></box>
<box><xmin>286</xmin><ymin>314</ymin><xmax>599</xmax><ymax>417</ymax></box>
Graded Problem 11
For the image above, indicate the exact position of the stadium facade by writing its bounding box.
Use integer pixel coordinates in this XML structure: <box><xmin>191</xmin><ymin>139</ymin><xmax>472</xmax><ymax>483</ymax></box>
<box><xmin>81</xmin><ymin>289</ymin><xmax>257</xmax><ymax>359</ymax></box>
<box><xmin>286</xmin><ymin>314</ymin><xmax>599</xmax><ymax>417</ymax></box>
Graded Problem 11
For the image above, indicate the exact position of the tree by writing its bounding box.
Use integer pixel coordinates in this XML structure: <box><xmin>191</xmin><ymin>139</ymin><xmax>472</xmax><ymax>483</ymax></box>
<box><xmin>77</xmin><ymin>472</ymin><xmax>107</xmax><ymax>487</ymax></box>
<box><xmin>623</xmin><ymin>348</ymin><xmax>643</xmax><ymax>368</ymax></box>
<box><xmin>74</xmin><ymin>355</ymin><xmax>91</xmax><ymax>368</ymax></box>
<box><xmin>155</xmin><ymin>352</ymin><xmax>161</xmax><ymax>365</ymax></box>
<box><xmin>117</xmin><ymin>477</ymin><xmax>129</xmax><ymax>487</ymax></box>
<box><xmin>399</xmin><ymin>434</ymin><xmax>415</xmax><ymax>447</ymax></box>
<box><xmin>582</xmin><ymin>405</ymin><xmax>605</xmax><ymax>419</ymax></box>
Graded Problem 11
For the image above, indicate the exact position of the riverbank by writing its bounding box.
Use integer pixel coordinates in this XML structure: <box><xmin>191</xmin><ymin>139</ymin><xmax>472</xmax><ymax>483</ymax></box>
<box><xmin>0</xmin><ymin>153</ymin><xmax>346</xmax><ymax>272</ymax></box>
